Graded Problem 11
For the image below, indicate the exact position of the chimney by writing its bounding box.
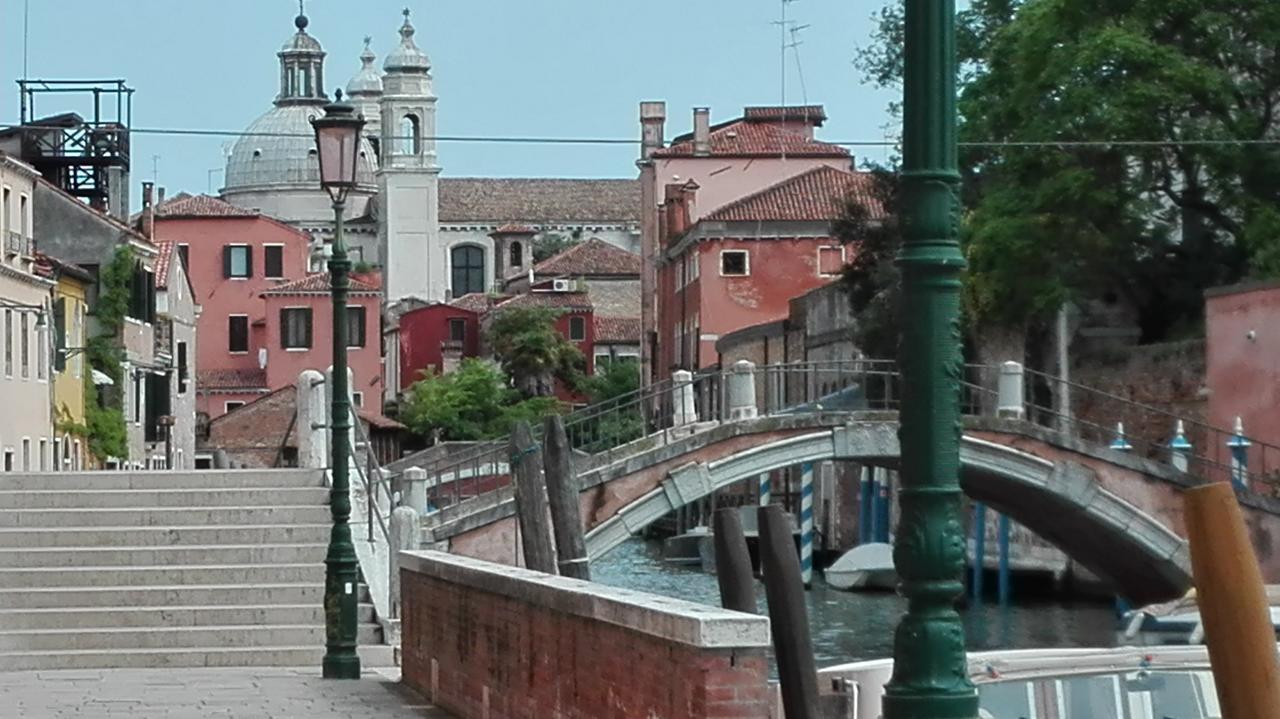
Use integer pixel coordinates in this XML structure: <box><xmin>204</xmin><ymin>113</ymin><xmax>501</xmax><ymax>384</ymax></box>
<box><xmin>639</xmin><ymin>101</ymin><xmax>666</xmax><ymax>160</ymax></box>
<box><xmin>140</xmin><ymin>181</ymin><xmax>155</xmax><ymax>241</ymax></box>
<box><xmin>692</xmin><ymin>107</ymin><xmax>711</xmax><ymax>157</ymax></box>
<box><xmin>664</xmin><ymin>182</ymin><xmax>696</xmax><ymax>238</ymax></box>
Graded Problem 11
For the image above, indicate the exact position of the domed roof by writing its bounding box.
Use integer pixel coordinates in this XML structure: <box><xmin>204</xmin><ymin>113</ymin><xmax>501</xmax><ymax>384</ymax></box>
<box><xmin>281</xmin><ymin>12</ymin><xmax>323</xmax><ymax>54</ymax></box>
<box><xmin>222</xmin><ymin>104</ymin><xmax>377</xmax><ymax>193</ymax></box>
<box><xmin>346</xmin><ymin>37</ymin><xmax>382</xmax><ymax>96</ymax></box>
<box><xmin>384</xmin><ymin>9</ymin><xmax>430</xmax><ymax>73</ymax></box>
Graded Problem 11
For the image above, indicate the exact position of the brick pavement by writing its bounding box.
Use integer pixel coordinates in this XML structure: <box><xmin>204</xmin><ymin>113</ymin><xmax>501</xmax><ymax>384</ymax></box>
<box><xmin>0</xmin><ymin>667</ymin><xmax>454</xmax><ymax>718</ymax></box>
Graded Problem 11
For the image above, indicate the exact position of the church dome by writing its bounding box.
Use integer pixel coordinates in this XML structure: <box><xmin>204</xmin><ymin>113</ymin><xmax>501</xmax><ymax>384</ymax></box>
<box><xmin>346</xmin><ymin>38</ymin><xmax>382</xmax><ymax>96</ymax></box>
<box><xmin>223</xmin><ymin>104</ymin><xmax>377</xmax><ymax>193</ymax></box>
<box><xmin>383</xmin><ymin>9</ymin><xmax>431</xmax><ymax>73</ymax></box>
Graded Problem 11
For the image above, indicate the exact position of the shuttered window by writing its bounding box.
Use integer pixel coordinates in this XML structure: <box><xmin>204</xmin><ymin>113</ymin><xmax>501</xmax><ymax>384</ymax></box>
<box><xmin>281</xmin><ymin>308</ymin><xmax>312</xmax><ymax>349</ymax></box>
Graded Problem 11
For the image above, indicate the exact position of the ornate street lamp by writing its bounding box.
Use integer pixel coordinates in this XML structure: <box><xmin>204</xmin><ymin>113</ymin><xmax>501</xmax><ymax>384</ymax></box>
<box><xmin>310</xmin><ymin>90</ymin><xmax>365</xmax><ymax>680</ymax></box>
<box><xmin>882</xmin><ymin>0</ymin><xmax>979</xmax><ymax>716</ymax></box>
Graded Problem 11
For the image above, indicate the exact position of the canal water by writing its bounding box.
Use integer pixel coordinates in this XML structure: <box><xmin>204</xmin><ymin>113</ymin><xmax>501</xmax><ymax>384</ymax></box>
<box><xmin>592</xmin><ymin>538</ymin><xmax>1120</xmax><ymax>669</ymax></box>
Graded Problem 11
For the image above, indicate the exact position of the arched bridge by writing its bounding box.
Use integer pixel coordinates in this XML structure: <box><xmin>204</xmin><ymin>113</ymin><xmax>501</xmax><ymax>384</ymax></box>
<box><xmin>400</xmin><ymin>361</ymin><xmax>1280</xmax><ymax>606</ymax></box>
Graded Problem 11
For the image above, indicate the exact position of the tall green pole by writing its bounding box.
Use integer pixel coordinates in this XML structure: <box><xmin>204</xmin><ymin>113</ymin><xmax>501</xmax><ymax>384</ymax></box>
<box><xmin>882</xmin><ymin>0</ymin><xmax>977</xmax><ymax>716</ymax></box>
<box><xmin>323</xmin><ymin>197</ymin><xmax>361</xmax><ymax>679</ymax></box>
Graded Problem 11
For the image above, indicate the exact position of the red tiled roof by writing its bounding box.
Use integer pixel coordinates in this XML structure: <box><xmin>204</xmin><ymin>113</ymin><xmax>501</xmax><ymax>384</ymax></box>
<box><xmin>262</xmin><ymin>272</ymin><xmax>382</xmax><ymax>295</ymax></box>
<box><xmin>449</xmin><ymin>292</ymin><xmax>502</xmax><ymax>314</ymax></box>
<box><xmin>533</xmin><ymin>238</ymin><xmax>640</xmax><ymax>277</ymax></box>
<box><xmin>197</xmin><ymin>368</ymin><xmax>268</xmax><ymax>391</ymax></box>
<box><xmin>156</xmin><ymin>193</ymin><xmax>257</xmax><ymax>218</ymax></box>
<box><xmin>33</xmin><ymin>253</ymin><xmax>94</xmax><ymax>283</ymax></box>
<box><xmin>359</xmin><ymin>409</ymin><xmax>406</xmax><ymax>431</ymax></box>
<box><xmin>594</xmin><ymin>316</ymin><xmax>641</xmax><ymax>344</ymax></box>
<box><xmin>703</xmin><ymin>166</ymin><xmax>884</xmax><ymax>222</ymax></box>
<box><xmin>494</xmin><ymin>291</ymin><xmax>593</xmax><ymax>313</ymax></box>
<box><xmin>742</xmin><ymin>105</ymin><xmax>828</xmax><ymax>124</ymax></box>
<box><xmin>654</xmin><ymin>114</ymin><xmax>848</xmax><ymax>159</ymax></box>
<box><xmin>439</xmin><ymin>178</ymin><xmax>640</xmax><ymax>223</ymax></box>
<box><xmin>491</xmin><ymin>223</ymin><xmax>538</xmax><ymax>235</ymax></box>
<box><xmin>154</xmin><ymin>241</ymin><xmax>174</xmax><ymax>289</ymax></box>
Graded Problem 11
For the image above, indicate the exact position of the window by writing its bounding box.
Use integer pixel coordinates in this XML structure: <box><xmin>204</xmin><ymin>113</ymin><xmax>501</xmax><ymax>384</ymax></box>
<box><xmin>400</xmin><ymin>114</ymin><xmax>420</xmax><ymax>155</ymax></box>
<box><xmin>448</xmin><ymin>318</ymin><xmax>466</xmax><ymax>342</ymax></box>
<box><xmin>19</xmin><ymin>313</ymin><xmax>29</xmax><ymax>379</ymax></box>
<box><xmin>1</xmin><ymin>187</ymin><xmax>8</xmax><ymax>234</ymax></box>
<box><xmin>818</xmin><ymin>246</ymin><xmax>845</xmax><ymax>276</ymax></box>
<box><xmin>223</xmin><ymin>245</ymin><xmax>251</xmax><ymax>279</ymax></box>
<box><xmin>281</xmin><ymin>308</ymin><xmax>313</xmax><ymax>349</ymax></box>
<box><xmin>569</xmin><ymin>316</ymin><xmax>586</xmax><ymax>342</ymax></box>
<box><xmin>37</xmin><ymin>439</ymin><xmax>47</xmax><ymax>471</ymax></box>
<box><xmin>720</xmin><ymin>250</ymin><xmax>749</xmax><ymax>276</ymax></box>
<box><xmin>352</xmin><ymin>392</ymin><xmax>364</xmax><ymax>408</ymax></box>
<box><xmin>450</xmin><ymin>245</ymin><xmax>485</xmax><ymax>297</ymax></box>
<box><xmin>346</xmin><ymin>306</ymin><xmax>366</xmax><ymax>348</ymax></box>
<box><xmin>177</xmin><ymin>341</ymin><xmax>188</xmax><ymax>393</ymax></box>
<box><xmin>129</xmin><ymin>263</ymin><xmax>156</xmax><ymax>324</ymax></box>
<box><xmin>3</xmin><ymin>309</ymin><xmax>10</xmax><ymax>376</ymax></box>
<box><xmin>264</xmin><ymin>244</ymin><xmax>284</xmax><ymax>279</ymax></box>
<box><xmin>509</xmin><ymin>241</ymin><xmax>523</xmax><ymax>268</ymax></box>
<box><xmin>19</xmin><ymin>195</ymin><xmax>28</xmax><ymax>237</ymax></box>
<box><xmin>36</xmin><ymin>309</ymin><xmax>46</xmax><ymax>380</ymax></box>
<box><xmin>22</xmin><ymin>439</ymin><xmax>30</xmax><ymax>471</ymax></box>
<box><xmin>145</xmin><ymin>372</ymin><xmax>171</xmax><ymax>442</ymax></box>
<box><xmin>3</xmin><ymin>450</ymin><xmax>11</xmax><ymax>472</ymax></box>
<box><xmin>133</xmin><ymin>371</ymin><xmax>143</xmax><ymax>424</ymax></box>
<box><xmin>228</xmin><ymin>315</ymin><xmax>249</xmax><ymax>353</ymax></box>
<box><xmin>224</xmin><ymin>401</ymin><xmax>245</xmax><ymax>414</ymax></box>
<box><xmin>177</xmin><ymin>244</ymin><xmax>190</xmax><ymax>271</ymax></box>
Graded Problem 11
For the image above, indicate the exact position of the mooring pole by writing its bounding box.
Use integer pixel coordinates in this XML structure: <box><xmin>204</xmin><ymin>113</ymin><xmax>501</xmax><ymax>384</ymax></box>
<box><xmin>509</xmin><ymin>421</ymin><xmax>557</xmax><ymax>574</ymax></box>
<box><xmin>799</xmin><ymin>462</ymin><xmax>815</xmax><ymax>588</ymax></box>
<box><xmin>759</xmin><ymin>504</ymin><xmax>819</xmax><ymax>719</ymax></box>
<box><xmin>713</xmin><ymin>507</ymin><xmax>758</xmax><ymax>614</ymax></box>
<box><xmin>543</xmin><ymin>415</ymin><xmax>590</xmax><ymax>580</ymax></box>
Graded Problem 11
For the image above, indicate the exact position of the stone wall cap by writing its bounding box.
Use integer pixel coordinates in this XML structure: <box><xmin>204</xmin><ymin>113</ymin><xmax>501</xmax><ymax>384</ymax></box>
<box><xmin>399</xmin><ymin>550</ymin><xmax>770</xmax><ymax>649</ymax></box>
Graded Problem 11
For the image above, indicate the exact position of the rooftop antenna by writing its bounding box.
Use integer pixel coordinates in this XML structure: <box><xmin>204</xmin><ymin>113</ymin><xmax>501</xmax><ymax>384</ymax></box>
<box><xmin>771</xmin><ymin>0</ymin><xmax>800</xmax><ymax>160</ymax></box>
<box><xmin>788</xmin><ymin>24</ymin><xmax>811</xmax><ymax>127</ymax></box>
<box><xmin>20</xmin><ymin>0</ymin><xmax>30</xmax><ymax>122</ymax></box>
<box><xmin>152</xmin><ymin>155</ymin><xmax>161</xmax><ymax>184</ymax></box>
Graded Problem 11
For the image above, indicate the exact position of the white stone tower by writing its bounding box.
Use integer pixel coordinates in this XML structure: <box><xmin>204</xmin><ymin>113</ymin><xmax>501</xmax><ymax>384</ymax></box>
<box><xmin>346</xmin><ymin>37</ymin><xmax>384</xmax><ymax>155</ymax></box>
<box><xmin>377</xmin><ymin>8</ymin><xmax>441</xmax><ymax>304</ymax></box>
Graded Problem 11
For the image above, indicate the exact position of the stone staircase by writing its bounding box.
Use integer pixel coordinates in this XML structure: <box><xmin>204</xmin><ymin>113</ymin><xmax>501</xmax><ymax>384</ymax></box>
<box><xmin>0</xmin><ymin>469</ymin><xmax>394</xmax><ymax>671</ymax></box>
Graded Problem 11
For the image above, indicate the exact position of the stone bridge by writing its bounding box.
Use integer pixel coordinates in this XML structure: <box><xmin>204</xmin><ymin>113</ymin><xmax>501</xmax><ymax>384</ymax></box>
<box><xmin>416</xmin><ymin>411</ymin><xmax>1280</xmax><ymax>606</ymax></box>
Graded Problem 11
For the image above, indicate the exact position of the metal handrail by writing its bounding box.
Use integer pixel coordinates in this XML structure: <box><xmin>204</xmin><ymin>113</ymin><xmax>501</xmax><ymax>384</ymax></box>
<box><xmin>349</xmin><ymin>408</ymin><xmax>391</xmax><ymax>543</ymax></box>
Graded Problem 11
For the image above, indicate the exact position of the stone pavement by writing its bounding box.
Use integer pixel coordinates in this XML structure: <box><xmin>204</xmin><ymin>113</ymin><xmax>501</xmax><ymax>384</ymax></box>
<box><xmin>0</xmin><ymin>667</ymin><xmax>454</xmax><ymax>718</ymax></box>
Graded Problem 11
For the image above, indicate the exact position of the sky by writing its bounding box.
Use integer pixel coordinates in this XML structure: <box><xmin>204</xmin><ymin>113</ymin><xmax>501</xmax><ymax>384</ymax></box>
<box><xmin>0</xmin><ymin>0</ymin><xmax>898</xmax><ymax>202</ymax></box>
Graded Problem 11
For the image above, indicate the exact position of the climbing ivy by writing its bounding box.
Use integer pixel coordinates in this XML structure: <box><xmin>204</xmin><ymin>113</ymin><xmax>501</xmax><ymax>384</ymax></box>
<box><xmin>81</xmin><ymin>244</ymin><xmax>134</xmax><ymax>462</ymax></box>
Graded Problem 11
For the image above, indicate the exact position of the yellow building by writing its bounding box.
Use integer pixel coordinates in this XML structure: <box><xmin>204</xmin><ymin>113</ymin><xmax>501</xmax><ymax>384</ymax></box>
<box><xmin>40</xmin><ymin>256</ymin><xmax>93</xmax><ymax>470</ymax></box>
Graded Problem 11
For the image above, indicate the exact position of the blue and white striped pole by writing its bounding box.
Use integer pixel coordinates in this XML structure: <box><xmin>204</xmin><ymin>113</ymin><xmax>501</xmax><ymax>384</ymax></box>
<box><xmin>758</xmin><ymin>472</ymin><xmax>772</xmax><ymax>506</ymax></box>
<box><xmin>1110</xmin><ymin>422</ymin><xmax>1133</xmax><ymax>452</ymax></box>
<box><xmin>997</xmin><ymin>512</ymin><xmax>1011</xmax><ymax>606</ymax></box>
<box><xmin>858</xmin><ymin>466</ymin><xmax>874</xmax><ymax>545</ymax></box>
<box><xmin>799</xmin><ymin>462</ymin><xmax>814</xmax><ymax>588</ymax></box>
<box><xmin>875</xmin><ymin>470</ymin><xmax>893</xmax><ymax>544</ymax></box>
<box><xmin>1169</xmin><ymin>419</ymin><xmax>1192</xmax><ymax>473</ymax></box>
<box><xmin>1228</xmin><ymin>416</ymin><xmax>1251</xmax><ymax>491</ymax></box>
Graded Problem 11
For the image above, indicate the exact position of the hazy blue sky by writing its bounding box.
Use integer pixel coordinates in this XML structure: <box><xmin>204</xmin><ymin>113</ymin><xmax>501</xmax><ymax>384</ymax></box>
<box><xmin>1</xmin><ymin>0</ymin><xmax>898</xmax><ymax>200</ymax></box>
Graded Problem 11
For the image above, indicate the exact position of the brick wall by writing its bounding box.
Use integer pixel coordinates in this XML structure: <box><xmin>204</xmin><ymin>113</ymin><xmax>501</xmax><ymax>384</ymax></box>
<box><xmin>400</xmin><ymin>551</ymin><xmax>771</xmax><ymax>719</ymax></box>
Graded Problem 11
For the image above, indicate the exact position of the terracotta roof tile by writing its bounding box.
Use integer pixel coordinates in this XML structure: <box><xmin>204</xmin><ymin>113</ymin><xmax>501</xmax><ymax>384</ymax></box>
<box><xmin>703</xmin><ymin>166</ymin><xmax>884</xmax><ymax>222</ymax></box>
<box><xmin>262</xmin><ymin>272</ymin><xmax>381</xmax><ymax>295</ymax></box>
<box><xmin>594</xmin><ymin>316</ymin><xmax>641</xmax><ymax>344</ymax></box>
<box><xmin>197</xmin><ymin>368</ymin><xmax>268</xmax><ymax>391</ymax></box>
<box><xmin>449</xmin><ymin>293</ymin><xmax>501</xmax><ymax>314</ymax></box>
<box><xmin>156</xmin><ymin>193</ymin><xmax>257</xmax><ymax>218</ymax></box>
<box><xmin>534</xmin><ymin>238</ymin><xmax>640</xmax><ymax>277</ymax></box>
<box><xmin>439</xmin><ymin>178</ymin><xmax>640</xmax><ymax>223</ymax></box>
<box><xmin>494</xmin><ymin>291</ymin><xmax>593</xmax><ymax>313</ymax></box>
<box><xmin>358</xmin><ymin>409</ymin><xmax>407</xmax><ymax>431</ymax></box>
<box><xmin>654</xmin><ymin>116</ymin><xmax>848</xmax><ymax>159</ymax></box>
<box><xmin>742</xmin><ymin>105</ymin><xmax>828</xmax><ymax>124</ymax></box>
<box><xmin>154</xmin><ymin>241</ymin><xmax>174</xmax><ymax>289</ymax></box>
<box><xmin>492</xmin><ymin>223</ymin><xmax>538</xmax><ymax>235</ymax></box>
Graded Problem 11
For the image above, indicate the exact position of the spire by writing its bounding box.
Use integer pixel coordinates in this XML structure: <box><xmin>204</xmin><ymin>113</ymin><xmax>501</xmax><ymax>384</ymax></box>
<box><xmin>383</xmin><ymin>7</ymin><xmax>431</xmax><ymax>73</ymax></box>
<box><xmin>346</xmin><ymin>36</ymin><xmax>383</xmax><ymax>96</ymax></box>
<box><xmin>295</xmin><ymin>0</ymin><xmax>307</xmax><ymax>30</ymax></box>
<box><xmin>276</xmin><ymin>5</ymin><xmax>326</xmax><ymax>106</ymax></box>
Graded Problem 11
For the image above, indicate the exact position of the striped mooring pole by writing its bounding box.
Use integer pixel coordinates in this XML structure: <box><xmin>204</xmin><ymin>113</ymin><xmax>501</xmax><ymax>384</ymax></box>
<box><xmin>1169</xmin><ymin>420</ymin><xmax>1192</xmax><ymax>473</ymax></box>
<box><xmin>1228</xmin><ymin>416</ymin><xmax>1251</xmax><ymax>491</ymax></box>
<box><xmin>799</xmin><ymin>462</ymin><xmax>814</xmax><ymax>588</ymax></box>
<box><xmin>758</xmin><ymin>472</ymin><xmax>772</xmax><ymax>507</ymax></box>
<box><xmin>857</xmin><ymin>466</ymin><xmax>874</xmax><ymax>545</ymax></box>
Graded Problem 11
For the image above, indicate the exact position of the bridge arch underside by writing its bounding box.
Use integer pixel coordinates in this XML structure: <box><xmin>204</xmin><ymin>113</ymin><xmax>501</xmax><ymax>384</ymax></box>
<box><xmin>582</xmin><ymin>422</ymin><xmax>1192</xmax><ymax>606</ymax></box>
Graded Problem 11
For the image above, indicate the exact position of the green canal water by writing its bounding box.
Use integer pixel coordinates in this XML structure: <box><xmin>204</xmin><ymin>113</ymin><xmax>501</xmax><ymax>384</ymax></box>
<box><xmin>592</xmin><ymin>538</ymin><xmax>1121</xmax><ymax>669</ymax></box>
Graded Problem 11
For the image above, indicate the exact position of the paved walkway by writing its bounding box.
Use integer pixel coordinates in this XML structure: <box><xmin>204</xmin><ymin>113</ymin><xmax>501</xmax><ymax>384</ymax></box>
<box><xmin>0</xmin><ymin>667</ymin><xmax>454</xmax><ymax>718</ymax></box>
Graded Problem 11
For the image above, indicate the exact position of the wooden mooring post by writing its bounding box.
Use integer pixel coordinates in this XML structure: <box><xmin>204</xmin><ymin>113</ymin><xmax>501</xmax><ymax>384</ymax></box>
<box><xmin>712</xmin><ymin>507</ymin><xmax>757</xmax><ymax>614</ymax></box>
<box><xmin>543</xmin><ymin>415</ymin><xmax>590</xmax><ymax>580</ymax></box>
<box><xmin>509</xmin><ymin>421</ymin><xmax>557</xmax><ymax>574</ymax></box>
<box><xmin>758</xmin><ymin>504</ymin><xmax>819</xmax><ymax>719</ymax></box>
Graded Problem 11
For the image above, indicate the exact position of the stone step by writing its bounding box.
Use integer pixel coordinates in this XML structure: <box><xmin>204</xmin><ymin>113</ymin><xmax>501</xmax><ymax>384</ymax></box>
<box><xmin>0</xmin><ymin>506</ymin><xmax>332</xmax><ymax>528</ymax></box>
<box><xmin>0</xmin><ymin>604</ymin><xmax>377</xmax><ymax>630</ymax></box>
<box><xmin>0</xmin><ymin>524</ymin><xmax>333</xmax><ymax>547</ymax></box>
<box><xmin>0</xmin><ymin>644</ymin><xmax>397</xmax><ymax>672</ymax></box>
<box><xmin>0</xmin><ymin>543</ymin><xmax>328</xmax><ymax>568</ymax></box>
<box><xmin>0</xmin><ymin>487</ymin><xmax>330</xmax><ymax>509</ymax></box>
<box><xmin>0</xmin><ymin>469</ymin><xmax>323</xmax><ymax>492</ymax></box>
<box><xmin>0</xmin><ymin>583</ymin><xmax>365</xmax><ymax>609</ymax></box>
<box><xmin>0</xmin><ymin>623</ymin><xmax>383</xmax><ymax>652</ymax></box>
<box><xmin>0</xmin><ymin>563</ymin><xmax>324</xmax><ymax>589</ymax></box>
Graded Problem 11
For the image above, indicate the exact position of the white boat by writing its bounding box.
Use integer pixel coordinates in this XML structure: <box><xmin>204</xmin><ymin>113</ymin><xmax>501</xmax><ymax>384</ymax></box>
<box><xmin>815</xmin><ymin>645</ymin><xmax>1224</xmax><ymax>718</ymax></box>
<box><xmin>824</xmin><ymin>542</ymin><xmax>896</xmax><ymax>591</ymax></box>
<box><xmin>1123</xmin><ymin>586</ymin><xmax>1280</xmax><ymax>644</ymax></box>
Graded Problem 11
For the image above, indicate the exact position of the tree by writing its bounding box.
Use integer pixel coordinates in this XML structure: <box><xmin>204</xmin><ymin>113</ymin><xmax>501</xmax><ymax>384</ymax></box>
<box><xmin>486</xmin><ymin>306</ymin><xmax>585</xmax><ymax>397</ymax></box>
<box><xmin>575</xmin><ymin>358</ymin><xmax>644</xmax><ymax>452</ymax></box>
<box><xmin>398</xmin><ymin>359</ymin><xmax>560</xmax><ymax>442</ymax></box>
<box><xmin>834</xmin><ymin>168</ymin><xmax>901</xmax><ymax>360</ymax></box>
<box><xmin>532</xmin><ymin>231</ymin><xmax>581</xmax><ymax>264</ymax></box>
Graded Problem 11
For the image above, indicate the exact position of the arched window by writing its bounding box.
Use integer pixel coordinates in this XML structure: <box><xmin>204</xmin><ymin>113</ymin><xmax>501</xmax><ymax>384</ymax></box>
<box><xmin>509</xmin><ymin>241</ymin><xmax>523</xmax><ymax>268</ymax></box>
<box><xmin>451</xmin><ymin>245</ymin><xmax>485</xmax><ymax>297</ymax></box>
<box><xmin>400</xmin><ymin>114</ymin><xmax>420</xmax><ymax>155</ymax></box>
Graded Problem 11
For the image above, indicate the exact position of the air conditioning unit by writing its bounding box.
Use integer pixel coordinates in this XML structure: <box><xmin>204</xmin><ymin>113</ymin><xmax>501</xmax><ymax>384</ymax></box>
<box><xmin>552</xmin><ymin>278</ymin><xmax>573</xmax><ymax>292</ymax></box>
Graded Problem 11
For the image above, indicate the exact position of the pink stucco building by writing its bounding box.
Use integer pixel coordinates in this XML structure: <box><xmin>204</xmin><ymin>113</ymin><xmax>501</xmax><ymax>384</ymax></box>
<box><xmin>1204</xmin><ymin>281</ymin><xmax>1280</xmax><ymax>475</ymax></box>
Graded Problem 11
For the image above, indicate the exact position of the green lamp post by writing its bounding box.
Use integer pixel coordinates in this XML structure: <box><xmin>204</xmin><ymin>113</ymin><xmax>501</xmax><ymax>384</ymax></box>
<box><xmin>310</xmin><ymin>90</ymin><xmax>365</xmax><ymax>680</ymax></box>
<box><xmin>882</xmin><ymin>0</ymin><xmax>979</xmax><ymax>716</ymax></box>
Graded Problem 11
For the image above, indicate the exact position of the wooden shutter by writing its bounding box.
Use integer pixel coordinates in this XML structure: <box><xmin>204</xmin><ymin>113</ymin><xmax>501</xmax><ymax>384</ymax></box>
<box><xmin>222</xmin><ymin>246</ymin><xmax>232</xmax><ymax>278</ymax></box>
<box><xmin>303</xmin><ymin>308</ymin><xmax>313</xmax><ymax>348</ymax></box>
<box><xmin>244</xmin><ymin>246</ymin><xmax>253</xmax><ymax>278</ymax></box>
<box><xmin>52</xmin><ymin>298</ymin><xmax>66</xmax><ymax>372</ymax></box>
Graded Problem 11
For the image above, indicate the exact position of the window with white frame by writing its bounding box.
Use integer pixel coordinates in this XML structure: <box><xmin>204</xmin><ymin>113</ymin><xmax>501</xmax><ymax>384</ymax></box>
<box><xmin>720</xmin><ymin>250</ymin><xmax>749</xmax><ymax>276</ymax></box>
<box><xmin>36</xmin><ymin>308</ymin><xmax>46</xmax><ymax>381</ymax></box>
<box><xmin>20</xmin><ymin>312</ymin><xmax>29</xmax><ymax>379</ymax></box>
<box><xmin>21</xmin><ymin>438</ymin><xmax>30</xmax><ymax>471</ymax></box>
<box><xmin>352</xmin><ymin>391</ymin><xmax>364</xmax><ymax>408</ymax></box>
<box><xmin>264</xmin><ymin>244</ymin><xmax>285</xmax><ymax>279</ymax></box>
<box><xmin>818</xmin><ymin>246</ymin><xmax>845</xmax><ymax>276</ymax></box>
<box><xmin>569</xmin><ymin>316</ymin><xmax>586</xmax><ymax>342</ymax></box>
<box><xmin>38</xmin><ymin>439</ymin><xmax>47</xmax><ymax>471</ymax></box>
<box><xmin>281</xmin><ymin>307</ymin><xmax>313</xmax><ymax>349</ymax></box>
<box><xmin>3</xmin><ymin>308</ymin><xmax>10</xmax><ymax>376</ymax></box>
<box><xmin>224</xmin><ymin>401</ymin><xmax>245</xmax><ymax>414</ymax></box>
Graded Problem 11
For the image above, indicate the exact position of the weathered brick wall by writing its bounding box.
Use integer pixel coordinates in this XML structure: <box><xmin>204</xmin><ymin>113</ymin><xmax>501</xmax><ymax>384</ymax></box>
<box><xmin>400</xmin><ymin>551</ymin><xmax>771</xmax><ymax>719</ymax></box>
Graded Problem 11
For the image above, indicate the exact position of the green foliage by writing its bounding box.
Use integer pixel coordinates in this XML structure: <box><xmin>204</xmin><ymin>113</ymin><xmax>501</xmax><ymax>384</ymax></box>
<box><xmin>575</xmin><ymin>358</ymin><xmax>644</xmax><ymax>453</ymax></box>
<box><xmin>532</xmin><ymin>232</ymin><xmax>579</xmax><ymax>263</ymax></box>
<box><xmin>80</xmin><ymin>243</ymin><xmax>133</xmax><ymax>462</ymax></box>
<box><xmin>485</xmin><ymin>306</ymin><xmax>585</xmax><ymax>397</ymax></box>
<box><xmin>83</xmin><ymin>376</ymin><xmax>127</xmax><ymax>462</ymax></box>
<box><xmin>834</xmin><ymin>168</ymin><xmax>902</xmax><ymax>359</ymax></box>
<box><xmin>353</xmin><ymin>261</ymin><xmax>376</xmax><ymax>274</ymax></box>
<box><xmin>399</xmin><ymin>359</ymin><xmax>562</xmax><ymax>442</ymax></box>
<box><xmin>95</xmin><ymin>245</ymin><xmax>134</xmax><ymax>334</ymax></box>
<box><xmin>582</xmin><ymin>357</ymin><xmax>641</xmax><ymax>405</ymax></box>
